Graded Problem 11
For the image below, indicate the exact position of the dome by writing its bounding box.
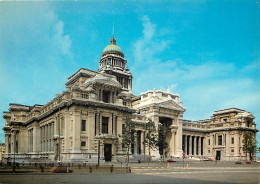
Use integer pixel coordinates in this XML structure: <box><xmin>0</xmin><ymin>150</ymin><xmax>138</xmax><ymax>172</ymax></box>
<box><xmin>102</xmin><ymin>35</ymin><xmax>123</xmax><ymax>54</ymax></box>
<box><xmin>103</xmin><ymin>44</ymin><xmax>123</xmax><ymax>53</ymax></box>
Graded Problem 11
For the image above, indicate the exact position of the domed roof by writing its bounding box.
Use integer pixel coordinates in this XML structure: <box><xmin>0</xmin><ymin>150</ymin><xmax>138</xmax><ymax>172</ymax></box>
<box><xmin>103</xmin><ymin>44</ymin><xmax>122</xmax><ymax>53</ymax></box>
<box><xmin>102</xmin><ymin>35</ymin><xmax>123</xmax><ymax>54</ymax></box>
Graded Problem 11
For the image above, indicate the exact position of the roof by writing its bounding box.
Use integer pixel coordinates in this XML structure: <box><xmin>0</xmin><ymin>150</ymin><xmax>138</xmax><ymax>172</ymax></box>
<box><xmin>102</xmin><ymin>35</ymin><xmax>123</xmax><ymax>54</ymax></box>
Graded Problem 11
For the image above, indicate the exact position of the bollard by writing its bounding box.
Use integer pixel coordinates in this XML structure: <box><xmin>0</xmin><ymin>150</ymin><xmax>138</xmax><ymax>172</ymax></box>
<box><xmin>167</xmin><ymin>162</ymin><xmax>170</xmax><ymax>168</ymax></box>
<box><xmin>186</xmin><ymin>163</ymin><xmax>189</xmax><ymax>169</ymax></box>
<box><xmin>110</xmin><ymin>165</ymin><xmax>114</xmax><ymax>173</ymax></box>
<box><xmin>89</xmin><ymin>166</ymin><xmax>92</xmax><ymax>173</ymax></box>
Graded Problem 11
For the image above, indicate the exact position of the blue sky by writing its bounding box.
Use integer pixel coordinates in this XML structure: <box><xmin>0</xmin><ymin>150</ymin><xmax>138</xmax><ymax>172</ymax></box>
<box><xmin>0</xmin><ymin>1</ymin><xmax>259</xmax><ymax>147</ymax></box>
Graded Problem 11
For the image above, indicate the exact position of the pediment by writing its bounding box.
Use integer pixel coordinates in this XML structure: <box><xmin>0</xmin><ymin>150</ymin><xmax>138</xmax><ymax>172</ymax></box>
<box><xmin>156</xmin><ymin>100</ymin><xmax>185</xmax><ymax>112</ymax></box>
<box><xmin>84</xmin><ymin>74</ymin><xmax>122</xmax><ymax>89</ymax></box>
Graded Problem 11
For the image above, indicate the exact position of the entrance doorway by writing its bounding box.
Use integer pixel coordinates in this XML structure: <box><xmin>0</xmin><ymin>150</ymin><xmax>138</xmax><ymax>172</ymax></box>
<box><xmin>216</xmin><ymin>151</ymin><xmax>221</xmax><ymax>160</ymax></box>
<box><xmin>104</xmin><ymin>144</ymin><xmax>112</xmax><ymax>161</ymax></box>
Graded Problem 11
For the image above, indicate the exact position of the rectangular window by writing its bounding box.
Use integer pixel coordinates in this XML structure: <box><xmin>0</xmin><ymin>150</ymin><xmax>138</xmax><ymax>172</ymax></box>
<box><xmin>231</xmin><ymin>149</ymin><xmax>234</xmax><ymax>153</ymax></box>
<box><xmin>208</xmin><ymin>139</ymin><xmax>210</xmax><ymax>145</ymax></box>
<box><xmin>122</xmin><ymin>124</ymin><xmax>125</xmax><ymax>135</ymax></box>
<box><xmin>231</xmin><ymin>137</ymin><xmax>234</xmax><ymax>144</ymax></box>
<box><xmin>102</xmin><ymin>117</ymin><xmax>109</xmax><ymax>134</ymax></box>
<box><xmin>103</xmin><ymin>91</ymin><xmax>110</xmax><ymax>103</ymax></box>
<box><xmin>81</xmin><ymin>141</ymin><xmax>86</xmax><ymax>147</ymax></box>
<box><xmin>81</xmin><ymin>93</ymin><xmax>88</xmax><ymax>99</ymax></box>
<box><xmin>208</xmin><ymin>150</ymin><xmax>210</xmax><ymax>153</ymax></box>
<box><xmin>81</xmin><ymin>120</ymin><xmax>86</xmax><ymax>131</ymax></box>
<box><xmin>218</xmin><ymin>135</ymin><xmax>222</xmax><ymax>145</ymax></box>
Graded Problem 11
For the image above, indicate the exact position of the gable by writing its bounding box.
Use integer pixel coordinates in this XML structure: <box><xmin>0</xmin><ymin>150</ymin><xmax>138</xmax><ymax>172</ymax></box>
<box><xmin>156</xmin><ymin>100</ymin><xmax>185</xmax><ymax>112</ymax></box>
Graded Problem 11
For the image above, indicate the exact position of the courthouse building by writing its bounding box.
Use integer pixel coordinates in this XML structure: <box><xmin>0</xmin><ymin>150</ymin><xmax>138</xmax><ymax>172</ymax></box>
<box><xmin>2</xmin><ymin>36</ymin><xmax>258</xmax><ymax>163</ymax></box>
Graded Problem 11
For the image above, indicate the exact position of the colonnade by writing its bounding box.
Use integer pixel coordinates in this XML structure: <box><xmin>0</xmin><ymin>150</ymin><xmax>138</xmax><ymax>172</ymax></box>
<box><xmin>40</xmin><ymin>123</ymin><xmax>54</xmax><ymax>152</ymax></box>
<box><xmin>182</xmin><ymin>135</ymin><xmax>205</xmax><ymax>156</ymax></box>
<box><xmin>134</xmin><ymin>130</ymin><xmax>145</xmax><ymax>155</ymax></box>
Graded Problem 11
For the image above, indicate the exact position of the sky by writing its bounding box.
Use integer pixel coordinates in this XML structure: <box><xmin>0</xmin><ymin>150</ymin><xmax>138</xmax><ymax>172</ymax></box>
<box><xmin>0</xmin><ymin>1</ymin><xmax>259</xmax><ymax>147</ymax></box>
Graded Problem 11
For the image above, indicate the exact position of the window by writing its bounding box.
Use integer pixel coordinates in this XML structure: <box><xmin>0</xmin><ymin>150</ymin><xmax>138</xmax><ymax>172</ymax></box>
<box><xmin>122</xmin><ymin>124</ymin><xmax>125</xmax><ymax>135</ymax></box>
<box><xmin>103</xmin><ymin>91</ymin><xmax>110</xmax><ymax>103</ymax></box>
<box><xmin>81</xmin><ymin>120</ymin><xmax>86</xmax><ymax>131</ymax></box>
<box><xmin>81</xmin><ymin>93</ymin><xmax>88</xmax><ymax>99</ymax></box>
<box><xmin>218</xmin><ymin>135</ymin><xmax>222</xmax><ymax>145</ymax></box>
<box><xmin>231</xmin><ymin>137</ymin><xmax>234</xmax><ymax>144</ymax></box>
<box><xmin>123</xmin><ymin>101</ymin><xmax>127</xmax><ymax>106</ymax></box>
<box><xmin>208</xmin><ymin>150</ymin><xmax>210</xmax><ymax>153</ymax></box>
<box><xmin>231</xmin><ymin>149</ymin><xmax>234</xmax><ymax>153</ymax></box>
<box><xmin>102</xmin><ymin>117</ymin><xmax>109</xmax><ymax>134</ymax></box>
<box><xmin>208</xmin><ymin>139</ymin><xmax>210</xmax><ymax>145</ymax></box>
<box><xmin>81</xmin><ymin>141</ymin><xmax>86</xmax><ymax>147</ymax></box>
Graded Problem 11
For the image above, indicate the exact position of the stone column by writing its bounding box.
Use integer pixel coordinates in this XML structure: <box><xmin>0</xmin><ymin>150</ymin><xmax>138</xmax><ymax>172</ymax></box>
<box><xmin>113</xmin><ymin>115</ymin><xmax>116</xmax><ymax>134</ymax></box>
<box><xmin>117</xmin><ymin>115</ymin><xmax>123</xmax><ymax>154</ymax></box>
<box><xmin>198</xmin><ymin>136</ymin><xmax>201</xmax><ymax>156</ymax></box>
<box><xmin>114</xmin><ymin>92</ymin><xmax>117</xmax><ymax>104</ymax></box>
<box><xmin>123</xmin><ymin>78</ymin><xmax>125</xmax><ymax>88</ymax></box>
<box><xmin>210</xmin><ymin>134</ymin><xmax>214</xmax><ymax>156</ymax></box>
<box><xmin>203</xmin><ymin>137</ymin><xmax>206</xmax><ymax>156</ymax></box>
<box><xmin>184</xmin><ymin>135</ymin><xmax>187</xmax><ymax>155</ymax></box>
<box><xmin>100</xmin><ymin>89</ymin><xmax>103</xmax><ymax>101</ymax></box>
<box><xmin>169</xmin><ymin>130</ymin><xmax>175</xmax><ymax>156</ymax></box>
<box><xmin>194</xmin><ymin>136</ymin><xmax>197</xmax><ymax>155</ymax></box>
<box><xmin>141</xmin><ymin>131</ymin><xmax>144</xmax><ymax>154</ymax></box>
<box><xmin>109</xmin><ymin>91</ymin><xmax>113</xmax><ymax>103</ymax></box>
<box><xmin>13</xmin><ymin>131</ymin><xmax>16</xmax><ymax>154</ymax></box>
<box><xmin>108</xmin><ymin>114</ymin><xmax>112</xmax><ymax>134</ymax></box>
<box><xmin>72</xmin><ymin>110</ymin><xmax>81</xmax><ymax>153</ymax></box>
<box><xmin>189</xmin><ymin>135</ymin><xmax>192</xmax><ymax>156</ymax></box>
<box><xmin>96</xmin><ymin>113</ymin><xmax>100</xmax><ymax>135</ymax></box>
<box><xmin>99</xmin><ymin>113</ymin><xmax>102</xmax><ymax>134</ymax></box>
<box><xmin>88</xmin><ymin>112</ymin><xmax>95</xmax><ymax>152</ymax></box>
<box><xmin>226</xmin><ymin>132</ymin><xmax>230</xmax><ymax>158</ymax></box>
<box><xmin>134</xmin><ymin>136</ymin><xmax>137</xmax><ymax>155</ymax></box>
<box><xmin>5</xmin><ymin>134</ymin><xmax>9</xmax><ymax>154</ymax></box>
<box><xmin>234</xmin><ymin>132</ymin><xmax>239</xmax><ymax>157</ymax></box>
<box><xmin>175</xmin><ymin>116</ymin><xmax>183</xmax><ymax>157</ymax></box>
<box><xmin>63</xmin><ymin>111</ymin><xmax>69</xmax><ymax>154</ymax></box>
<box><xmin>47</xmin><ymin>124</ymin><xmax>50</xmax><ymax>152</ymax></box>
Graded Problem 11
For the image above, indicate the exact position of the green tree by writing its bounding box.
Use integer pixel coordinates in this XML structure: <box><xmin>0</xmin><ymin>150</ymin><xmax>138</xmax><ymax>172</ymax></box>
<box><xmin>157</xmin><ymin>123</ymin><xmax>168</xmax><ymax>159</ymax></box>
<box><xmin>242</xmin><ymin>132</ymin><xmax>257</xmax><ymax>161</ymax></box>
<box><xmin>143</xmin><ymin>119</ymin><xmax>158</xmax><ymax>158</ymax></box>
<box><xmin>122</xmin><ymin>118</ymin><xmax>136</xmax><ymax>162</ymax></box>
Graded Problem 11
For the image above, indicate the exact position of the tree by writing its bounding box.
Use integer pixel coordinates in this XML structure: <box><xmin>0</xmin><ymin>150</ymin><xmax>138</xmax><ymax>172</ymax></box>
<box><xmin>122</xmin><ymin>118</ymin><xmax>136</xmax><ymax>162</ymax></box>
<box><xmin>242</xmin><ymin>132</ymin><xmax>257</xmax><ymax>161</ymax></box>
<box><xmin>157</xmin><ymin>123</ymin><xmax>168</xmax><ymax>159</ymax></box>
<box><xmin>143</xmin><ymin>119</ymin><xmax>158</xmax><ymax>158</ymax></box>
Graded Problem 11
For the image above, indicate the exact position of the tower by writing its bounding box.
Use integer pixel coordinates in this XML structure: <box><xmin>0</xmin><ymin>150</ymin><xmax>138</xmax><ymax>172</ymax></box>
<box><xmin>99</xmin><ymin>35</ymin><xmax>133</xmax><ymax>93</ymax></box>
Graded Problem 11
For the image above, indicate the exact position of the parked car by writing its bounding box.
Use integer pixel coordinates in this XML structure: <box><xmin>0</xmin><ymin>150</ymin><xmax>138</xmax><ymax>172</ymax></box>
<box><xmin>203</xmin><ymin>157</ymin><xmax>212</xmax><ymax>161</ymax></box>
<box><xmin>235</xmin><ymin>161</ymin><xmax>242</xmax><ymax>164</ymax></box>
<box><xmin>246</xmin><ymin>160</ymin><xmax>252</xmax><ymax>164</ymax></box>
<box><xmin>50</xmin><ymin>166</ymin><xmax>73</xmax><ymax>173</ymax></box>
<box><xmin>167</xmin><ymin>159</ymin><xmax>176</xmax><ymax>162</ymax></box>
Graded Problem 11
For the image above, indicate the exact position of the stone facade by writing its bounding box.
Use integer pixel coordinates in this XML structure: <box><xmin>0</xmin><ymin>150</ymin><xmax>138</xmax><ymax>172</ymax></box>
<box><xmin>0</xmin><ymin>143</ymin><xmax>5</xmax><ymax>162</ymax></box>
<box><xmin>2</xmin><ymin>36</ymin><xmax>258</xmax><ymax>163</ymax></box>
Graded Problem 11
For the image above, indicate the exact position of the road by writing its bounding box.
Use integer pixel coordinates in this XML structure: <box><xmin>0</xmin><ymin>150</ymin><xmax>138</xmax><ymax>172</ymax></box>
<box><xmin>0</xmin><ymin>162</ymin><xmax>259</xmax><ymax>184</ymax></box>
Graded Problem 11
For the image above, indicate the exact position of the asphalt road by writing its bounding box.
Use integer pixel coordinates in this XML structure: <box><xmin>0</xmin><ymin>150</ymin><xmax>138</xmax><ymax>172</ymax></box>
<box><xmin>0</xmin><ymin>167</ymin><xmax>259</xmax><ymax>184</ymax></box>
<box><xmin>0</xmin><ymin>161</ymin><xmax>259</xmax><ymax>184</ymax></box>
